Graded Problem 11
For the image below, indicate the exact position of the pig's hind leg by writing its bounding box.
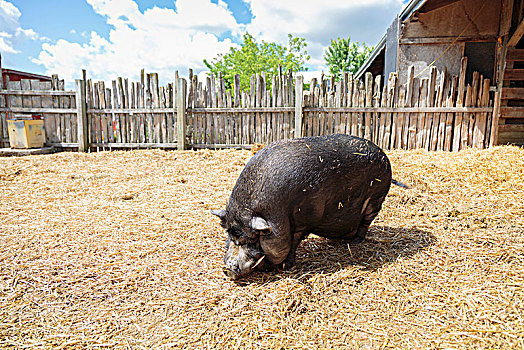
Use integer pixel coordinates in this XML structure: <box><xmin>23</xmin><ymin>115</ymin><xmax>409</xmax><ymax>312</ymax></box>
<box><xmin>350</xmin><ymin>196</ymin><xmax>385</xmax><ymax>245</ymax></box>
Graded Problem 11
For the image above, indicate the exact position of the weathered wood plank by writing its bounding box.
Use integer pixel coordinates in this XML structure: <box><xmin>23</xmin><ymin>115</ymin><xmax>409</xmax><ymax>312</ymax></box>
<box><xmin>499</xmin><ymin>0</ymin><xmax>514</xmax><ymax>36</ymax></box>
<box><xmin>431</xmin><ymin>67</ymin><xmax>445</xmax><ymax>151</ymax></box>
<box><xmin>112</xmin><ymin>80</ymin><xmax>121</xmax><ymax>143</ymax></box>
<box><xmin>467</xmin><ymin>71</ymin><xmax>480</xmax><ymax>147</ymax></box>
<box><xmin>501</xmin><ymin>87</ymin><xmax>524</xmax><ymax>99</ymax></box>
<box><xmin>378</xmin><ymin>83</ymin><xmax>387</xmax><ymax>149</ymax></box>
<box><xmin>508</xmin><ymin>17</ymin><xmax>524</xmax><ymax>47</ymax></box>
<box><xmin>151</xmin><ymin>74</ymin><xmax>161</xmax><ymax>143</ymax></box>
<box><xmin>0</xmin><ymin>64</ymin><xmax>5</xmax><ymax>147</ymax></box>
<box><xmin>64</xmin><ymin>80</ymin><xmax>73</xmax><ymax>143</ymax></box>
<box><xmin>462</xmin><ymin>84</ymin><xmax>473</xmax><ymax>149</ymax></box>
<box><xmin>76</xmin><ymin>80</ymin><xmax>88</xmax><ymax>152</ymax></box>
<box><xmin>91</xmin><ymin>142</ymin><xmax>178</xmax><ymax>149</ymax></box>
<box><xmin>497</xmin><ymin>124</ymin><xmax>524</xmax><ymax>145</ymax></box>
<box><xmin>260</xmin><ymin>72</ymin><xmax>267</xmax><ymax>143</ymax></box>
<box><xmin>50</xmin><ymin>76</ymin><xmax>61</xmax><ymax>143</ymax></box>
<box><xmin>444</xmin><ymin>75</ymin><xmax>457</xmax><ymax>151</ymax></box>
<box><xmin>372</xmin><ymin>75</ymin><xmax>381</xmax><ymax>144</ymax></box>
<box><xmin>473</xmin><ymin>78</ymin><xmax>490</xmax><ymax>148</ymax></box>
<box><xmin>176</xmin><ymin>78</ymin><xmax>187</xmax><ymax>150</ymax></box>
<box><xmin>0</xmin><ymin>90</ymin><xmax>75</xmax><ymax>96</ymax></box>
<box><xmin>393</xmin><ymin>86</ymin><xmax>405</xmax><ymax>149</ymax></box>
<box><xmin>335</xmin><ymin>80</ymin><xmax>342</xmax><ymax>134</ymax></box>
<box><xmin>0</xmin><ymin>107</ymin><xmax>82</xmax><ymax>113</ymax></box>
<box><xmin>364</xmin><ymin>72</ymin><xmax>373</xmax><ymax>140</ymax></box>
<box><xmin>500</xmin><ymin>106</ymin><xmax>524</xmax><ymax>118</ymax></box>
<box><xmin>416</xmin><ymin>78</ymin><xmax>428</xmax><ymax>149</ymax></box>
<box><xmin>503</xmin><ymin>69</ymin><xmax>524</xmax><ymax>80</ymax></box>
<box><xmin>436</xmin><ymin>67</ymin><xmax>449</xmax><ymax>151</ymax></box>
<box><xmin>422</xmin><ymin>67</ymin><xmax>436</xmax><ymax>150</ymax></box>
<box><xmin>295</xmin><ymin>75</ymin><xmax>304</xmax><ymax>138</ymax></box>
<box><xmin>506</xmin><ymin>48</ymin><xmax>524</xmax><ymax>61</ymax></box>
<box><xmin>233</xmin><ymin>74</ymin><xmax>240</xmax><ymax>144</ymax></box>
<box><xmin>39</xmin><ymin>81</ymin><xmax>53</xmax><ymax>145</ymax></box>
<box><xmin>408</xmin><ymin>77</ymin><xmax>420</xmax><ymax>149</ymax></box>
<box><xmin>358</xmin><ymin>81</ymin><xmax>366</xmax><ymax>138</ymax></box>
<box><xmin>383</xmin><ymin>72</ymin><xmax>396</xmax><ymax>149</ymax></box>
<box><xmin>403</xmin><ymin>66</ymin><xmax>414</xmax><ymax>149</ymax></box>
<box><xmin>452</xmin><ymin>57</ymin><xmax>467</xmax><ymax>151</ymax></box>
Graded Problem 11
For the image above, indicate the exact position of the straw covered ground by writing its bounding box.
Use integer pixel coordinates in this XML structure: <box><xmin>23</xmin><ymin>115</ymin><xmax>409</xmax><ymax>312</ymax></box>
<box><xmin>0</xmin><ymin>145</ymin><xmax>523</xmax><ymax>349</ymax></box>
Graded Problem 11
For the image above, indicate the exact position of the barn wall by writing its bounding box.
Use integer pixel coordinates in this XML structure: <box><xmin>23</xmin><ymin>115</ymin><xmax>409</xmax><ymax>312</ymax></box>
<box><xmin>396</xmin><ymin>0</ymin><xmax>502</xmax><ymax>84</ymax></box>
<box><xmin>397</xmin><ymin>43</ymin><xmax>463</xmax><ymax>83</ymax></box>
<box><xmin>402</xmin><ymin>0</ymin><xmax>501</xmax><ymax>39</ymax></box>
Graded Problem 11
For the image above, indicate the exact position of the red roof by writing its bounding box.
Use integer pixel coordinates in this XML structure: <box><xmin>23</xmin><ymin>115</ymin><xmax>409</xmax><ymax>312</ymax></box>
<box><xmin>1</xmin><ymin>68</ymin><xmax>51</xmax><ymax>86</ymax></box>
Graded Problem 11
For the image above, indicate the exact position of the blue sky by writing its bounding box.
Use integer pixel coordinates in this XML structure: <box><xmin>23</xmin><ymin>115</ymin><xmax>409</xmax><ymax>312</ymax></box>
<box><xmin>1</xmin><ymin>0</ymin><xmax>405</xmax><ymax>87</ymax></box>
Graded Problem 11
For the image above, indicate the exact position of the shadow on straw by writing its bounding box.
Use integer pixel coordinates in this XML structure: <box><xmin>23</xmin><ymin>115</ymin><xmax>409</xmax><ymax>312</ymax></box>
<box><xmin>237</xmin><ymin>225</ymin><xmax>436</xmax><ymax>285</ymax></box>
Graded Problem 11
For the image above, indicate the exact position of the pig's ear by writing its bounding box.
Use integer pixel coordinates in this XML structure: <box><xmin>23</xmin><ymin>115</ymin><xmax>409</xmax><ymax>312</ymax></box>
<box><xmin>210</xmin><ymin>209</ymin><xmax>227</xmax><ymax>227</ymax></box>
<box><xmin>210</xmin><ymin>209</ymin><xmax>226</xmax><ymax>219</ymax></box>
<box><xmin>250</xmin><ymin>216</ymin><xmax>271</xmax><ymax>235</ymax></box>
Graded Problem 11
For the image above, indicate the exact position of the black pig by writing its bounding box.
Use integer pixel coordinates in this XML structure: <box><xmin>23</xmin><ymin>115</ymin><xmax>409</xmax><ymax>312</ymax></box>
<box><xmin>212</xmin><ymin>134</ymin><xmax>397</xmax><ymax>279</ymax></box>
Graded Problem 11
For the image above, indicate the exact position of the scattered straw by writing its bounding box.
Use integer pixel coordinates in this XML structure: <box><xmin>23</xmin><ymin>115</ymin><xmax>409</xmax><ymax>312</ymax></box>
<box><xmin>0</xmin><ymin>146</ymin><xmax>523</xmax><ymax>348</ymax></box>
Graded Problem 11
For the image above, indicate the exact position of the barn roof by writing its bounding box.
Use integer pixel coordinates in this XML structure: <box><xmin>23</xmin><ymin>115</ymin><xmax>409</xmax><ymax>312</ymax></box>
<box><xmin>355</xmin><ymin>0</ymin><xmax>461</xmax><ymax>79</ymax></box>
<box><xmin>2</xmin><ymin>68</ymin><xmax>52</xmax><ymax>82</ymax></box>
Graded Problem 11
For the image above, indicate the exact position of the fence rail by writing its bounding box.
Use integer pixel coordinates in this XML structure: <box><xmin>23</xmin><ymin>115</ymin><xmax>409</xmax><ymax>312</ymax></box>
<box><xmin>0</xmin><ymin>58</ymin><xmax>496</xmax><ymax>152</ymax></box>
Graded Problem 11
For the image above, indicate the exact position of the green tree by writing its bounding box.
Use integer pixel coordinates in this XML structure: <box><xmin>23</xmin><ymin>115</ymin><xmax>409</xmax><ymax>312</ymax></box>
<box><xmin>204</xmin><ymin>33</ymin><xmax>310</xmax><ymax>91</ymax></box>
<box><xmin>324</xmin><ymin>37</ymin><xmax>374</xmax><ymax>80</ymax></box>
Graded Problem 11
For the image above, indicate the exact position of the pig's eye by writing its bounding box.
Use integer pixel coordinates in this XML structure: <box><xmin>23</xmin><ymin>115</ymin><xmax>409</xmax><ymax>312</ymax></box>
<box><xmin>227</xmin><ymin>227</ymin><xmax>243</xmax><ymax>239</ymax></box>
<box><xmin>227</xmin><ymin>227</ymin><xmax>258</xmax><ymax>245</ymax></box>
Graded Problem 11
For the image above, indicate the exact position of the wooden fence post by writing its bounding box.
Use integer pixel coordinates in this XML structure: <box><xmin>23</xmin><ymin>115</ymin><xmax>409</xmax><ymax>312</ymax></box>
<box><xmin>177</xmin><ymin>77</ymin><xmax>187</xmax><ymax>150</ymax></box>
<box><xmin>76</xmin><ymin>79</ymin><xmax>88</xmax><ymax>152</ymax></box>
<box><xmin>294</xmin><ymin>75</ymin><xmax>304</xmax><ymax>138</ymax></box>
<box><xmin>490</xmin><ymin>36</ymin><xmax>508</xmax><ymax>147</ymax></box>
<box><xmin>0</xmin><ymin>53</ymin><xmax>4</xmax><ymax>89</ymax></box>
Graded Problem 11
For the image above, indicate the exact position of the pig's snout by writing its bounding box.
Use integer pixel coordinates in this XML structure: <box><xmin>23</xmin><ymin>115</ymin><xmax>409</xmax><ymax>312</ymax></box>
<box><xmin>223</xmin><ymin>255</ymin><xmax>266</xmax><ymax>279</ymax></box>
<box><xmin>222</xmin><ymin>267</ymin><xmax>236</xmax><ymax>278</ymax></box>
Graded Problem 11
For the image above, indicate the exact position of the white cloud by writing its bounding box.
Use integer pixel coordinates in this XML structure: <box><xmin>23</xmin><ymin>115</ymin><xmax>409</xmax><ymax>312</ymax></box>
<box><xmin>33</xmin><ymin>0</ymin><xmax>241</xmax><ymax>85</ymax></box>
<box><xmin>245</xmin><ymin>0</ymin><xmax>404</xmax><ymax>69</ymax></box>
<box><xmin>31</xmin><ymin>0</ymin><xmax>406</xmax><ymax>85</ymax></box>
<box><xmin>0</xmin><ymin>0</ymin><xmax>38</xmax><ymax>54</ymax></box>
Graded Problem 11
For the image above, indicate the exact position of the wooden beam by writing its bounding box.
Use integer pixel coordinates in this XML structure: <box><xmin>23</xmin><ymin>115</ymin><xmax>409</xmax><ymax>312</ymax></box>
<box><xmin>303</xmin><ymin>107</ymin><xmax>492</xmax><ymax>113</ymax></box>
<box><xmin>506</xmin><ymin>48</ymin><xmax>524</xmax><ymax>61</ymax></box>
<box><xmin>400</xmin><ymin>36</ymin><xmax>497</xmax><ymax>45</ymax></box>
<box><xmin>176</xmin><ymin>77</ymin><xmax>187</xmax><ymax>150</ymax></box>
<box><xmin>0</xmin><ymin>90</ymin><xmax>75</xmax><ymax>96</ymax></box>
<box><xmin>190</xmin><ymin>107</ymin><xmax>295</xmax><ymax>113</ymax></box>
<box><xmin>508</xmin><ymin>18</ymin><xmax>524</xmax><ymax>47</ymax></box>
<box><xmin>499</xmin><ymin>0</ymin><xmax>515</xmax><ymax>37</ymax></box>
<box><xmin>490</xmin><ymin>37</ymin><xmax>508</xmax><ymax>147</ymax></box>
<box><xmin>294</xmin><ymin>75</ymin><xmax>304</xmax><ymax>138</ymax></box>
<box><xmin>500</xmin><ymin>106</ymin><xmax>524</xmax><ymax>118</ymax></box>
<box><xmin>417</xmin><ymin>0</ymin><xmax>461</xmax><ymax>13</ymax></box>
<box><xmin>0</xmin><ymin>107</ymin><xmax>77</xmax><ymax>113</ymax></box>
<box><xmin>501</xmin><ymin>87</ymin><xmax>524</xmax><ymax>99</ymax></box>
<box><xmin>0</xmin><ymin>53</ymin><xmax>3</xmax><ymax>89</ymax></box>
<box><xmin>191</xmin><ymin>143</ymin><xmax>252</xmax><ymax>150</ymax></box>
<box><xmin>504</xmin><ymin>68</ymin><xmax>524</xmax><ymax>80</ymax></box>
<box><xmin>497</xmin><ymin>124</ymin><xmax>524</xmax><ymax>145</ymax></box>
<box><xmin>75</xmin><ymin>79</ymin><xmax>89</xmax><ymax>152</ymax></box>
<box><xmin>90</xmin><ymin>142</ymin><xmax>179</xmax><ymax>149</ymax></box>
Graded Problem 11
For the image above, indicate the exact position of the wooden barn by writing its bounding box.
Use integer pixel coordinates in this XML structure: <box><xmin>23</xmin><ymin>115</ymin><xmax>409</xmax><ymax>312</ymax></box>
<box><xmin>1</xmin><ymin>68</ymin><xmax>51</xmax><ymax>85</ymax></box>
<box><xmin>0</xmin><ymin>56</ymin><xmax>51</xmax><ymax>87</ymax></box>
<box><xmin>356</xmin><ymin>0</ymin><xmax>524</xmax><ymax>146</ymax></box>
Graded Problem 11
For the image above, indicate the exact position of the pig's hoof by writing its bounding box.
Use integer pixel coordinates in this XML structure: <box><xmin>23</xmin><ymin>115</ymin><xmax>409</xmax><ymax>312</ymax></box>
<box><xmin>281</xmin><ymin>256</ymin><xmax>296</xmax><ymax>270</ymax></box>
<box><xmin>350</xmin><ymin>235</ymin><xmax>366</xmax><ymax>245</ymax></box>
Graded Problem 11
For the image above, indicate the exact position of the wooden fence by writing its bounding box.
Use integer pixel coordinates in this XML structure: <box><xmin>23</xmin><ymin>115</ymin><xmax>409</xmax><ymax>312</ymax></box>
<box><xmin>0</xmin><ymin>76</ymin><xmax>77</xmax><ymax>148</ymax></box>
<box><xmin>0</xmin><ymin>58</ymin><xmax>495</xmax><ymax>152</ymax></box>
<box><xmin>85</xmin><ymin>71</ymin><xmax>179</xmax><ymax>149</ymax></box>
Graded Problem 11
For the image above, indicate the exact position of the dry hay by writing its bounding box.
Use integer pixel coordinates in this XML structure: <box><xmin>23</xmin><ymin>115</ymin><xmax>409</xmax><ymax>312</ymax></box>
<box><xmin>0</xmin><ymin>145</ymin><xmax>523</xmax><ymax>349</ymax></box>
